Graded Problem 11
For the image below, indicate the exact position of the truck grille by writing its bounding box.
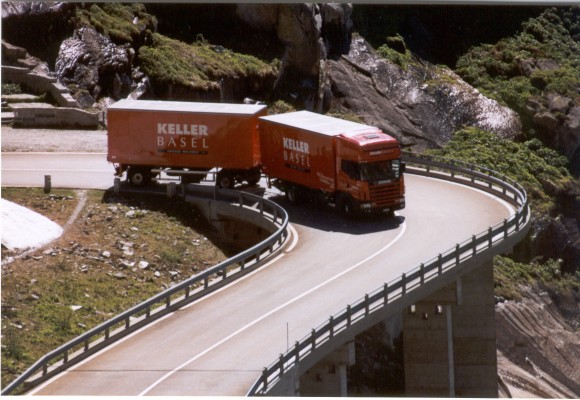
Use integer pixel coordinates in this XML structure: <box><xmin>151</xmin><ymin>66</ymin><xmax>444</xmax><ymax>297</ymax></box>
<box><xmin>369</xmin><ymin>183</ymin><xmax>403</xmax><ymax>207</ymax></box>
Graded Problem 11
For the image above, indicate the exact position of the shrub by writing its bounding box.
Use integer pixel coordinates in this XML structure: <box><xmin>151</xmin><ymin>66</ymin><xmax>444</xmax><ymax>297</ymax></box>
<box><xmin>427</xmin><ymin>126</ymin><xmax>572</xmax><ymax>217</ymax></box>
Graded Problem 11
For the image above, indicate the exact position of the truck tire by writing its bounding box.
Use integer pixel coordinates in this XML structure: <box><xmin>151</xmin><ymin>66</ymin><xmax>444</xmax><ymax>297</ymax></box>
<box><xmin>217</xmin><ymin>170</ymin><xmax>235</xmax><ymax>189</ymax></box>
<box><xmin>128</xmin><ymin>167</ymin><xmax>152</xmax><ymax>187</ymax></box>
<box><xmin>245</xmin><ymin>168</ymin><xmax>262</xmax><ymax>186</ymax></box>
<box><xmin>337</xmin><ymin>194</ymin><xmax>355</xmax><ymax>217</ymax></box>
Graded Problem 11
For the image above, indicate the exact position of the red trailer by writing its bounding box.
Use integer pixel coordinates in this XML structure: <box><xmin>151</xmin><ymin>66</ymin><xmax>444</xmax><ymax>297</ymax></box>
<box><xmin>107</xmin><ymin>99</ymin><xmax>267</xmax><ymax>187</ymax></box>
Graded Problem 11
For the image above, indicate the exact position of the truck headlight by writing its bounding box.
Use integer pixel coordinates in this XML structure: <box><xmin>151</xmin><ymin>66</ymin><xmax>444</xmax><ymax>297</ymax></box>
<box><xmin>360</xmin><ymin>203</ymin><xmax>372</xmax><ymax>209</ymax></box>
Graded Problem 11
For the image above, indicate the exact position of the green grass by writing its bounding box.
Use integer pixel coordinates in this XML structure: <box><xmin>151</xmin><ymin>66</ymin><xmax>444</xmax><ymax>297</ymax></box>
<box><xmin>455</xmin><ymin>7</ymin><xmax>580</xmax><ymax>133</ymax></box>
<box><xmin>74</xmin><ymin>3</ymin><xmax>157</xmax><ymax>44</ymax></box>
<box><xmin>494</xmin><ymin>256</ymin><xmax>579</xmax><ymax>302</ymax></box>
<box><xmin>428</xmin><ymin>127</ymin><xmax>578</xmax><ymax>301</ymax></box>
<box><xmin>1</xmin><ymin>189</ymin><xmax>227</xmax><ymax>387</ymax></box>
<box><xmin>427</xmin><ymin>126</ymin><xmax>572</xmax><ymax>218</ymax></box>
<box><xmin>138</xmin><ymin>33</ymin><xmax>277</xmax><ymax>92</ymax></box>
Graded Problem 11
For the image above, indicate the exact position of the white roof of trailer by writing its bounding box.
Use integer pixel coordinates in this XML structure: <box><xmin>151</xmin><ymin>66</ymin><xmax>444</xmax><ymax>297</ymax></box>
<box><xmin>108</xmin><ymin>99</ymin><xmax>267</xmax><ymax>115</ymax></box>
<box><xmin>259</xmin><ymin>110</ymin><xmax>379</xmax><ymax>137</ymax></box>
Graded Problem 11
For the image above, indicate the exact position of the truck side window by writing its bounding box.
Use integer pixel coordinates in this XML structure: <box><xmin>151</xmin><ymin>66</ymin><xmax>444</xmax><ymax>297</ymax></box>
<box><xmin>341</xmin><ymin>160</ymin><xmax>360</xmax><ymax>180</ymax></box>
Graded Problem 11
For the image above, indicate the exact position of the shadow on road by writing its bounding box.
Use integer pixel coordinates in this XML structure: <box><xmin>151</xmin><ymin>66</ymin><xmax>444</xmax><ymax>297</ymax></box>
<box><xmin>268</xmin><ymin>193</ymin><xmax>405</xmax><ymax>235</ymax></box>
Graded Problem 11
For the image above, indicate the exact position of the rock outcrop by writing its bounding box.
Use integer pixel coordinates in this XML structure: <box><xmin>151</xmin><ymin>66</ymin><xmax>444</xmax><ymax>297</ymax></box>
<box><xmin>324</xmin><ymin>38</ymin><xmax>522</xmax><ymax>151</ymax></box>
<box><xmin>56</xmin><ymin>27</ymin><xmax>136</xmax><ymax>103</ymax></box>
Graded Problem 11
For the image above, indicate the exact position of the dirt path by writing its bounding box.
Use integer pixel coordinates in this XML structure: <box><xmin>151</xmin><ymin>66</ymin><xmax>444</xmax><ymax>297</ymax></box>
<box><xmin>1</xmin><ymin>127</ymin><xmax>107</xmax><ymax>153</ymax></box>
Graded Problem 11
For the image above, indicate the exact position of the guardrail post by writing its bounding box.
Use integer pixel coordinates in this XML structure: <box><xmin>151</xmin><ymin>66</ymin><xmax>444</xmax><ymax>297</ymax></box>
<box><xmin>43</xmin><ymin>363</ymin><xmax>48</xmax><ymax>375</ymax></box>
<box><xmin>455</xmin><ymin>244</ymin><xmax>460</xmax><ymax>264</ymax></box>
<box><xmin>279</xmin><ymin>354</ymin><xmax>285</xmax><ymax>375</ymax></box>
<box><xmin>420</xmin><ymin>264</ymin><xmax>425</xmax><ymax>285</ymax></box>
<box><xmin>488</xmin><ymin>227</ymin><xmax>493</xmax><ymax>248</ymax></box>
<box><xmin>347</xmin><ymin>305</ymin><xmax>352</xmax><ymax>326</ymax></box>
<box><xmin>472</xmin><ymin>235</ymin><xmax>477</xmax><ymax>256</ymax></box>
<box><xmin>365</xmin><ymin>294</ymin><xmax>370</xmax><ymax>315</ymax></box>
<box><xmin>329</xmin><ymin>316</ymin><xmax>334</xmax><ymax>338</ymax></box>
<box><xmin>401</xmin><ymin>274</ymin><xmax>406</xmax><ymax>296</ymax></box>
<box><xmin>125</xmin><ymin>317</ymin><xmax>130</xmax><ymax>329</ymax></box>
<box><xmin>295</xmin><ymin>341</ymin><xmax>300</xmax><ymax>365</ymax></box>
<box><xmin>384</xmin><ymin>283</ymin><xmax>389</xmax><ymax>305</ymax></box>
<box><xmin>239</xmin><ymin>193</ymin><xmax>244</xmax><ymax>207</ymax></box>
<box><xmin>311</xmin><ymin>329</ymin><xmax>317</xmax><ymax>350</ymax></box>
<box><xmin>504</xmin><ymin>219</ymin><xmax>508</xmax><ymax>239</ymax></box>
<box><xmin>63</xmin><ymin>350</ymin><xmax>68</xmax><ymax>363</ymax></box>
<box><xmin>262</xmin><ymin>367</ymin><xmax>268</xmax><ymax>392</ymax></box>
<box><xmin>105</xmin><ymin>328</ymin><xmax>110</xmax><ymax>340</ymax></box>
<box><xmin>438</xmin><ymin>254</ymin><xmax>443</xmax><ymax>274</ymax></box>
<box><xmin>44</xmin><ymin>175</ymin><xmax>51</xmax><ymax>194</ymax></box>
<box><xmin>84</xmin><ymin>339</ymin><xmax>89</xmax><ymax>352</ymax></box>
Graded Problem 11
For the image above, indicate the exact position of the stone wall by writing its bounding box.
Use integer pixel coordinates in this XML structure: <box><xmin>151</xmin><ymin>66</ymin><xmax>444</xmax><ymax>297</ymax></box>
<box><xmin>2</xmin><ymin>65</ymin><xmax>78</xmax><ymax>108</ymax></box>
<box><xmin>12</xmin><ymin>105</ymin><xmax>100</xmax><ymax>129</ymax></box>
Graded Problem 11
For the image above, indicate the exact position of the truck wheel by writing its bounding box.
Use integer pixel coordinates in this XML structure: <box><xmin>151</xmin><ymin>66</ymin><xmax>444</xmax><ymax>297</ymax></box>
<box><xmin>217</xmin><ymin>170</ymin><xmax>235</xmax><ymax>189</ymax></box>
<box><xmin>128</xmin><ymin>167</ymin><xmax>152</xmax><ymax>187</ymax></box>
<box><xmin>286</xmin><ymin>185</ymin><xmax>302</xmax><ymax>205</ymax></box>
<box><xmin>337</xmin><ymin>195</ymin><xmax>355</xmax><ymax>217</ymax></box>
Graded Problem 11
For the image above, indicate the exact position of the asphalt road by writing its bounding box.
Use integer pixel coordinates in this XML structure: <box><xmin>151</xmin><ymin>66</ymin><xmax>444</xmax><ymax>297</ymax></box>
<box><xmin>7</xmin><ymin>151</ymin><xmax>512</xmax><ymax>396</ymax></box>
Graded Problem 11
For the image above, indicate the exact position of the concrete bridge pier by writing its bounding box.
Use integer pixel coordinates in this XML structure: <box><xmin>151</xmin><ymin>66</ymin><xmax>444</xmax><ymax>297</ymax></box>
<box><xmin>299</xmin><ymin>342</ymin><xmax>356</xmax><ymax>396</ymax></box>
<box><xmin>403</xmin><ymin>260</ymin><xmax>498</xmax><ymax>397</ymax></box>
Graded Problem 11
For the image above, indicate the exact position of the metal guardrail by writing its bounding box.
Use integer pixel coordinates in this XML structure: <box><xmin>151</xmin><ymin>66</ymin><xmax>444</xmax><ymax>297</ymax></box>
<box><xmin>248</xmin><ymin>153</ymin><xmax>531</xmax><ymax>395</ymax></box>
<box><xmin>2</xmin><ymin>184</ymin><xmax>289</xmax><ymax>395</ymax></box>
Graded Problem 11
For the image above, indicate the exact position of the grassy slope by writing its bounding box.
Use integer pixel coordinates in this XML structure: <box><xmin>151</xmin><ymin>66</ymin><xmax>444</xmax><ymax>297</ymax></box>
<box><xmin>1</xmin><ymin>188</ymin><xmax>228</xmax><ymax>387</ymax></box>
<box><xmin>427</xmin><ymin>127</ymin><xmax>579</xmax><ymax>301</ymax></box>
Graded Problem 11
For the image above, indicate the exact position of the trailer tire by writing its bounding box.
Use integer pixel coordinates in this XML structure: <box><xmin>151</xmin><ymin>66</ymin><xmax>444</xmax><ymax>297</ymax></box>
<box><xmin>217</xmin><ymin>170</ymin><xmax>235</xmax><ymax>189</ymax></box>
<box><xmin>128</xmin><ymin>167</ymin><xmax>152</xmax><ymax>187</ymax></box>
<box><xmin>246</xmin><ymin>168</ymin><xmax>261</xmax><ymax>186</ymax></box>
<box><xmin>286</xmin><ymin>185</ymin><xmax>302</xmax><ymax>205</ymax></box>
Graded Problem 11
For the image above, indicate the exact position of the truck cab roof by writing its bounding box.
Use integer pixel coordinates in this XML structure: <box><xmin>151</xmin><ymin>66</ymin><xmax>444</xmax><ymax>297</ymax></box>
<box><xmin>259</xmin><ymin>111</ymin><xmax>396</xmax><ymax>142</ymax></box>
<box><xmin>108</xmin><ymin>99</ymin><xmax>267</xmax><ymax>115</ymax></box>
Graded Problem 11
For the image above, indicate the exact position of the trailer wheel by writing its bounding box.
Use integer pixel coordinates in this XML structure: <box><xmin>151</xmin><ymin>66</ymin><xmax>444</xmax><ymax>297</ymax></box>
<box><xmin>286</xmin><ymin>185</ymin><xmax>302</xmax><ymax>205</ymax></box>
<box><xmin>246</xmin><ymin>168</ymin><xmax>261</xmax><ymax>186</ymax></box>
<box><xmin>128</xmin><ymin>167</ymin><xmax>152</xmax><ymax>187</ymax></box>
<box><xmin>217</xmin><ymin>170</ymin><xmax>235</xmax><ymax>189</ymax></box>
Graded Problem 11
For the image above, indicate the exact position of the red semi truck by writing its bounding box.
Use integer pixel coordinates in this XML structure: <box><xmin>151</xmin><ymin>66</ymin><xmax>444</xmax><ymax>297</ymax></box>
<box><xmin>259</xmin><ymin>111</ymin><xmax>405</xmax><ymax>215</ymax></box>
<box><xmin>107</xmin><ymin>99</ymin><xmax>267</xmax><ymax>188</ymax></box>
<box><xmin>107</xmin><ymin>100</ymin><xmax>405</xmax><ymax>215</ymax></box>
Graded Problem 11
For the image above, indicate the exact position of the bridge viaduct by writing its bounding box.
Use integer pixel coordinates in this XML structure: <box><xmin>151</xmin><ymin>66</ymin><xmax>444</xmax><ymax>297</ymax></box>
<box><xmin>2</xmin><ymin>153</ymin><xmax>530</xmax><ymax>396</ymax></box>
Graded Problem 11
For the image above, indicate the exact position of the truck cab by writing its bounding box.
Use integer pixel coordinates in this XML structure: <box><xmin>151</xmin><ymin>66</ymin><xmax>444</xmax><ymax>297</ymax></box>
<box><xmin>336</xmin><ymin>130</ymin><xmax>405</xmax><ymax>215</ymax></box>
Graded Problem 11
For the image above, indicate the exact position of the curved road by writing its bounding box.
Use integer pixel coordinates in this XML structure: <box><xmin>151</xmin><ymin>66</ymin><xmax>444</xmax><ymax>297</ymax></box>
<box><xmin>2</xmin><ymin>153</ymin><xmax>513</xmax><ymax>395</ymax></box>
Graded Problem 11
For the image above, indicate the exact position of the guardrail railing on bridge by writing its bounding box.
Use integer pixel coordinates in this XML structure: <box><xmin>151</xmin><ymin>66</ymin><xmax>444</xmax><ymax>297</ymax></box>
<box><xmin>248</xmin><ymin>153</ymin><xmax>531</xmax><ymax>395</ymax></box>
<box><xmin>2</xmin><ymin>184</ymin><xmax>289</xmax><ymax>395</ymax></box>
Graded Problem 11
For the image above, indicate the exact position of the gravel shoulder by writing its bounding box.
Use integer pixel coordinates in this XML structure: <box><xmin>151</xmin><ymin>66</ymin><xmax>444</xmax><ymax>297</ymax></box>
<box><xmin>1</xmin><ymin>126</ymin><xmax>107</xmax><ymax>153</ymax></box>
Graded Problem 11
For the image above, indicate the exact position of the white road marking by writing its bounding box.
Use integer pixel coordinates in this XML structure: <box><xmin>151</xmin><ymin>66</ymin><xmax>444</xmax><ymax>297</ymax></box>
<box><xmin>139</xmin><ymin>216</ymin><xmax>407</xmax><ymax>395</ymax></box>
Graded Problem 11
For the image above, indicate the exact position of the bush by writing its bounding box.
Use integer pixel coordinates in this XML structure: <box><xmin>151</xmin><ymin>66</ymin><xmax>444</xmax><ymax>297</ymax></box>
<box><xmin>2</xmin><ymin>83</ymin><xmax>22</xmax><ymax>95</ymax></box>
<box><xmin>455</xmin><ymin>7</ymin><xmax>580</xmax><ymax>133</ymax></box>
<box><xmin>427</xmin><ymin>126</ymin><xmax>573</xmax><ymax>218</ymax></box>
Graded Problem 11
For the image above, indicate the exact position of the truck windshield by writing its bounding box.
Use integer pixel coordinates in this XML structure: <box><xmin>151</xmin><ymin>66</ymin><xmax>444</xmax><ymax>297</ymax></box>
<box><xmin>360</xmin><ymin>159</ymin><xmax>402</xmax><ymax>182</ymax></box>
